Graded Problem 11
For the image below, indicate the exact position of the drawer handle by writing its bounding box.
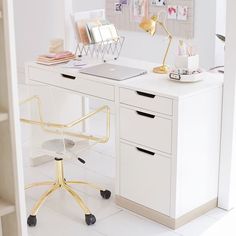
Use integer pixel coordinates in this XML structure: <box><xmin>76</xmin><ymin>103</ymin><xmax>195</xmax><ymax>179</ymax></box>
<box><xmin>136</xmin><ymin>147</ymin><xmax>155</xmax><ymax>156</ymax></box>
<box><xmin>136</xmin><ymin>91</ymin><xmax>156</xmax><ymax>98</ymax></box>
<box><xmin>61</xmin><ymin>74</ymin><xmax>76</xmax><ymax>80</ymax></box>
<box><xmin>136</xmin><ymin>111</ymin><xmax>155</xmax><ymax>119</ymax></box>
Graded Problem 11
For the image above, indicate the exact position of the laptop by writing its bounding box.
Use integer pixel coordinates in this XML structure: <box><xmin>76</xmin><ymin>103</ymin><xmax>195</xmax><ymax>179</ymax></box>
<box><xmin>80</xmin><ymin>63</ymin><xmax>147</xmax><ymax>81</ymax></box>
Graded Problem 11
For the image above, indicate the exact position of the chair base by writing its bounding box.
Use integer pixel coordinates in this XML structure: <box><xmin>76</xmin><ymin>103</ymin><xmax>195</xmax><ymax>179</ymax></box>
<box><xmin>26</xmin><ymin>158</ymin><xmax>111</xmax><ymax>226</ymax></box>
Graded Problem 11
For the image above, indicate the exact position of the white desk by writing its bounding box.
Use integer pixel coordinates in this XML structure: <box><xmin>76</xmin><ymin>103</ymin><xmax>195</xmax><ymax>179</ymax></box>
<box><xmin>26</xmin><ymin>57</ymin><xmax>223</xmax><ymax>229</ymax></box>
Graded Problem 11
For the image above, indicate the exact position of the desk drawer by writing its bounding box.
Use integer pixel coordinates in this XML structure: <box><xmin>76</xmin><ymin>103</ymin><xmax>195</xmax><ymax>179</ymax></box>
<box><xmin>120</xmin><ymin>142</ymin><xmax>171</xmax><ymax>215</ymax></box>
<box><xmin>28</xmin><ymin>66</ymin><xmax>115</xmax><ymax>101</ymax></box>
<box><xmin>120</xmin><ymin>88</ymin><xmax>173</xmax><ymax>115</ymax></box>
<box><xmin>120</xmin><ymin>107</ymin><xmax>172</xmax><ymax>154</ymax></box>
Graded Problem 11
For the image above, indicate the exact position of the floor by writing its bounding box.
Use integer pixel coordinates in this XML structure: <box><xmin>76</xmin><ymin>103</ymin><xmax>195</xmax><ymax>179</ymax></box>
<box><xmin>20</xmin><ymin>86</ymin><xmax>236</xmax><ymax>236</ymax></box>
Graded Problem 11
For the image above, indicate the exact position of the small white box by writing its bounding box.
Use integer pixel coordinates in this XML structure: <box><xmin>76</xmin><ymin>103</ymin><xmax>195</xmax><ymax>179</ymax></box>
<box><xmin>175</xmin><ymin>54</ymin><xmax>199</xmax><ymax>71</ymax></box>
<box><xmin>49</xmin><ymin>39</ymin><xmax>64</xmax><ymax>53</ymax></box>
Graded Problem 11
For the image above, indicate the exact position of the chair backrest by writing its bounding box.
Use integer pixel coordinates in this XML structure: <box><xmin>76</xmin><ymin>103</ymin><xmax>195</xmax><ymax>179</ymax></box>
<box><xmin>19</xmin><ymin>84</ymin><xmax>85</xmax><ymax>160</ymax></box>
<box><xmin>20</xmin><ymin>83</ymin><xmax>110</xmax><ymax>162</ymax></box>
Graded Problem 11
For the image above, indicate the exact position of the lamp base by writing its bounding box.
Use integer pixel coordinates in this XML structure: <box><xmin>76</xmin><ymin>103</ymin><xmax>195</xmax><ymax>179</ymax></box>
<box><xmin>153</xmin><ymin>65</ymin><xmax>169</xmax><ymax>74</ymax></box>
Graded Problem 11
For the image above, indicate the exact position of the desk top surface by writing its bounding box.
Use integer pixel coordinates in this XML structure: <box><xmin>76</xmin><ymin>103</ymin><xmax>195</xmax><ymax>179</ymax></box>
<box><xmin>27</xmin><ymin>57</ymin><xmax>223</xmax><ymax>100</ymax></box>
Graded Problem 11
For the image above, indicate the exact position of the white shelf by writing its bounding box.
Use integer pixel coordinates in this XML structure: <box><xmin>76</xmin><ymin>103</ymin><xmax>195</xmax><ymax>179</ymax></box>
<box><xmin>0</xmin><ymin>112</ymin><xmax>8</xmax><ymax>122</ymax></box>
<box><xmin>0</xmin><ymin>198</ymin><xmax>15</xmax><ymax>217</ymax></box>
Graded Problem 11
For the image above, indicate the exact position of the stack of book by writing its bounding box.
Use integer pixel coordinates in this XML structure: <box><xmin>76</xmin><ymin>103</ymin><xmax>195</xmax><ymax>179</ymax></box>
<box><xmin>37</xmin><ymin>51</ymin><xmax>76</xmax><ymax>65</ymax></box>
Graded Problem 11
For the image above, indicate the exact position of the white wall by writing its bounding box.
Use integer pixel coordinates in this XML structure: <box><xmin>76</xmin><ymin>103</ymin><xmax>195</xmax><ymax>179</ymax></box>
<box><xmin>13</xmin><ymin>0</ymin><xmax>65</xmax><ymax>80</ymax></box>
<box><xmin>73</xmin><ymin>0</ymin><xmax>105</xmax><ymax>12</ymax></box>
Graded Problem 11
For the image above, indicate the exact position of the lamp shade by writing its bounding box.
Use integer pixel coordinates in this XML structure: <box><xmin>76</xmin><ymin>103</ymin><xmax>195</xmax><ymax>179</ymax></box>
<box><xmin>139</xmin><ymin>16</ymin><xmax>158</xmax><ymax>36</ymax></box>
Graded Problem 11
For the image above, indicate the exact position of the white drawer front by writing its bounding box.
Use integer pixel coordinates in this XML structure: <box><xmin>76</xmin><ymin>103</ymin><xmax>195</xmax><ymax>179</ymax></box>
<box><xmin>120</xmin><ymin>142</ymin><xmax>171</xmax><ymax>215</ymax></box>
<box><xmin>120</xmin><ymin>107</ymin><xmax>172</xmax><ymax>154</ymax></box>
<box><xmin>28</xmin><ymin>66</ymin><xmax>115</xmax><ymax>101</ymax></box>
<box><xmin>120</xmin><ymin>88</ymin><xmax>173</xmax><ymax>115</ymax></box>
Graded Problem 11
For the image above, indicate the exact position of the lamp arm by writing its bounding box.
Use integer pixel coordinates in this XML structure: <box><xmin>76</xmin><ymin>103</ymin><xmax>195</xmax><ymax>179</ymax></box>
<box><xmin>158</xmin><ymin>21</ymin><xmax>173</xmax><ymax>66</ymax></box>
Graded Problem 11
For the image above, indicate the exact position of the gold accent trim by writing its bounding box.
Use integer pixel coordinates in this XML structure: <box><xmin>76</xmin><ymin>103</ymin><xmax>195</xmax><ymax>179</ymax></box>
<box><xmin>20</xmin><ymin>96</ymin><xmax>110</xmax><ymax>144</ymax></box>
<box><xmin>25</xmin><ymin>181</ymin><xmax>55</xmax><ymax>190</ymax></box>
<box><xmin>64</xmin><ymin>184</ymin><xmax>91</xmax><ymax>214</ymax></box>
<box><xmin>31</xmin><ymin>184</ymin><xmax>59</xmax><ymax>215</ymax></box>
<box><xmin>27</xmin><ymin>159</ymin><xmax>107</xmax><ymax>216</ymax></box>
<box><xmin>116</xmin><ymin>195</ymin><xmax>217</xmax><ymax>229</ymax></box>
<box><xmin>66</xmin><ymin>181</ymin><xmax>101</xmax><ymax>191</ymax></box>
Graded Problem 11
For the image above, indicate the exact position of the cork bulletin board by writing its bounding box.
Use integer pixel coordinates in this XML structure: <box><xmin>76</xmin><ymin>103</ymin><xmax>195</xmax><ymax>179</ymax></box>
<box><xmin>106</xmin><ymin>0</ymin><xmax>195</xmax><ymax>38</ymax></box>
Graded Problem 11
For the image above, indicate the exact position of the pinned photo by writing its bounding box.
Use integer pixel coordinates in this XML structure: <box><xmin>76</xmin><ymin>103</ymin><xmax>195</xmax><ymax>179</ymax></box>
<box><xmin>177</xmin><ymin>6</ymin><xmax>188</xmax><ymax>21</ymax></box>
<box><xmin>119</xmin><ymin>0</ymin><xmax>128</xmax><ymax>4</ymax></box>
<box><xmin>151</xmin><ymin>0</ymin><xmax>166</xmax><ymax>7</ymax></box>
<box><xmin>131</xmin><ymin>0</ymin><xmax>148</xmax><ymax>22</ymax></box>
<box><xmin>115</xmin><ymin>3</ymin><xmax>123</xmax><ymax>12</ymax></box>
<box><xmin>167</xmin><ymin>5</ymin><xmax>177</xmax><ymax>19</ymax></box>
<box><xmin>133</xmin><ymin>0</ymin><xmax>148</xmax><ymax>17</ymax></box>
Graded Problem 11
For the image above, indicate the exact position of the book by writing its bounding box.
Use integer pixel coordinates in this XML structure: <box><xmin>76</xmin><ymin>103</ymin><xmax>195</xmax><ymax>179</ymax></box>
<box><xmin>91</xmin><ymin>26</ymin><xmax>103</xmax><ymax>43</ymax></box>
<box><xmin>86</xmin><ymin>20</ymin><xmax>102</xmax><ymax>43</ymax></box>
<box><xmin>91</xmin><ymin>23</ymin><xmax>119</xmax><ymax>43</ymax></box>
<box><xmin>37</xmin><ymin>51</ymin><xmax>75</xmax><ymax>65</ymax></box>
<box><xmin>36</xmin><ymin>58</ymin><xmax>75</xmax><ymax>66</ymax></box>
<box><xmin>76</xmin><ymin>21</ymin><xmax>90</xmax><ymax>45</ymax></box>
<box><xmin>99</xmin><ymin>25</ymin><xmax>113</xmax><ymax>41</ymax></box>
<box><xmin>38</xmin><ymin>51</ymin><xmax>73</xmax><ymax>60</ymax></box>
<box><xmin>108</xmin><ymin>24</ymin><xmax>118</xmax><ymax>39</ymax></box>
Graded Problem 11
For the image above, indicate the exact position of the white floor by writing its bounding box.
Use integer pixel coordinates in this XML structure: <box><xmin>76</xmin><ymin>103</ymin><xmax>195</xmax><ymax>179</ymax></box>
<box><xmin>20</xmin><ymin>88</ymin><xmax>236</xmax><ymax>236</ymax></box>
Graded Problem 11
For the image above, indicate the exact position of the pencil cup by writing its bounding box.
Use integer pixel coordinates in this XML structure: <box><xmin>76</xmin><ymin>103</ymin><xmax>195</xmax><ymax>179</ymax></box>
<box><xmin>175</xmin><ymin>54</ymin><xmax>199</xmax><ymax>71</ymax></box>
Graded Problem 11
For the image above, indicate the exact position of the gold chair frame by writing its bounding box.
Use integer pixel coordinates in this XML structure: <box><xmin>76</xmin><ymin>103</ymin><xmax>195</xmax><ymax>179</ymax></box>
<box><xmin>20</xmin><ymin>95</ymin><xmax>111</xmax><ymax>226</ymax></box>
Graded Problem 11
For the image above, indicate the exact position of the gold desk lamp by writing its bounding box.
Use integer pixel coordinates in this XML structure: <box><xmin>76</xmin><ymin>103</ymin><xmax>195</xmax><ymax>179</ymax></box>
<box><xmin>140</xmin><ymin>15</ymin><xmax>172</xmax><ymax>74</ymax></box>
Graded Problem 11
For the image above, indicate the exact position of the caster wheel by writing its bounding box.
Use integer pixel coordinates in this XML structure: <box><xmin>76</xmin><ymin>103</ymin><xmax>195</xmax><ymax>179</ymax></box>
<box><xmin>27</xmin><ymin>215</ymin><xmax>37</xmax><ymax>227</ymax></box>
<box><xmin>100</xmin><ymin>190</ymin><xmax>111</xmax><ymax>199</ymax></box>
<box><xmin>85</xmin><ymin>214</ymin><xmax>96</xmax><ymax>225</ymax></box>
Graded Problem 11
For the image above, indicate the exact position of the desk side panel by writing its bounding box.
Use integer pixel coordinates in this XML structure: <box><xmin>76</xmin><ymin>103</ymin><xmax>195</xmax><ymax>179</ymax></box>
<box><xmin>174</xmin><ymin>87</ymin><xmax>222</xmax><ymax>218</ymax></box>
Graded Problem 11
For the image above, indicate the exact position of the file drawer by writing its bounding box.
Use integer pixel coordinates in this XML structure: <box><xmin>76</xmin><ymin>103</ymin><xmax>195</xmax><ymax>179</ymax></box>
<box><xmin>28</xmin><ymin>66</ymin><xmax>115</xmax><ymax>101</ymax></box>
<box><xmin>120</xmin><ymin>142</ymin><xmax>171</xmax><ymax>215</ymax></box>
<box><xmin>120</xmin><ymin>107</ymin><xmax>172</xmax><ymax>154</ymax></box>
<box><xmin>120</xmin><ymin>88</ymin><xmax>173</xmax><ymax>115</ymax></box>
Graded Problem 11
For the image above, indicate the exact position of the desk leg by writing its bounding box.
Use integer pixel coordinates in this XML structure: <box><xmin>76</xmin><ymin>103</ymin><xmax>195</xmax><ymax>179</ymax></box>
<box><xmin>82</xmin><ymin>97</ymin><xmax>90</xmax><ymax>133</ymax></box>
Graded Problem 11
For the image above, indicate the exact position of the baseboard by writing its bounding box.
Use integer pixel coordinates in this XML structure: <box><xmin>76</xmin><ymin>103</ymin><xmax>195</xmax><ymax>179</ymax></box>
<box><xmin>174</xmin><ymin>198</ymin><xmax>217</xmax><ymax>228</ymax></box>
<box><xmin>115</xmin><ymin>195</ymin><xmax>217</xmax><ymax>229</ymax></box>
